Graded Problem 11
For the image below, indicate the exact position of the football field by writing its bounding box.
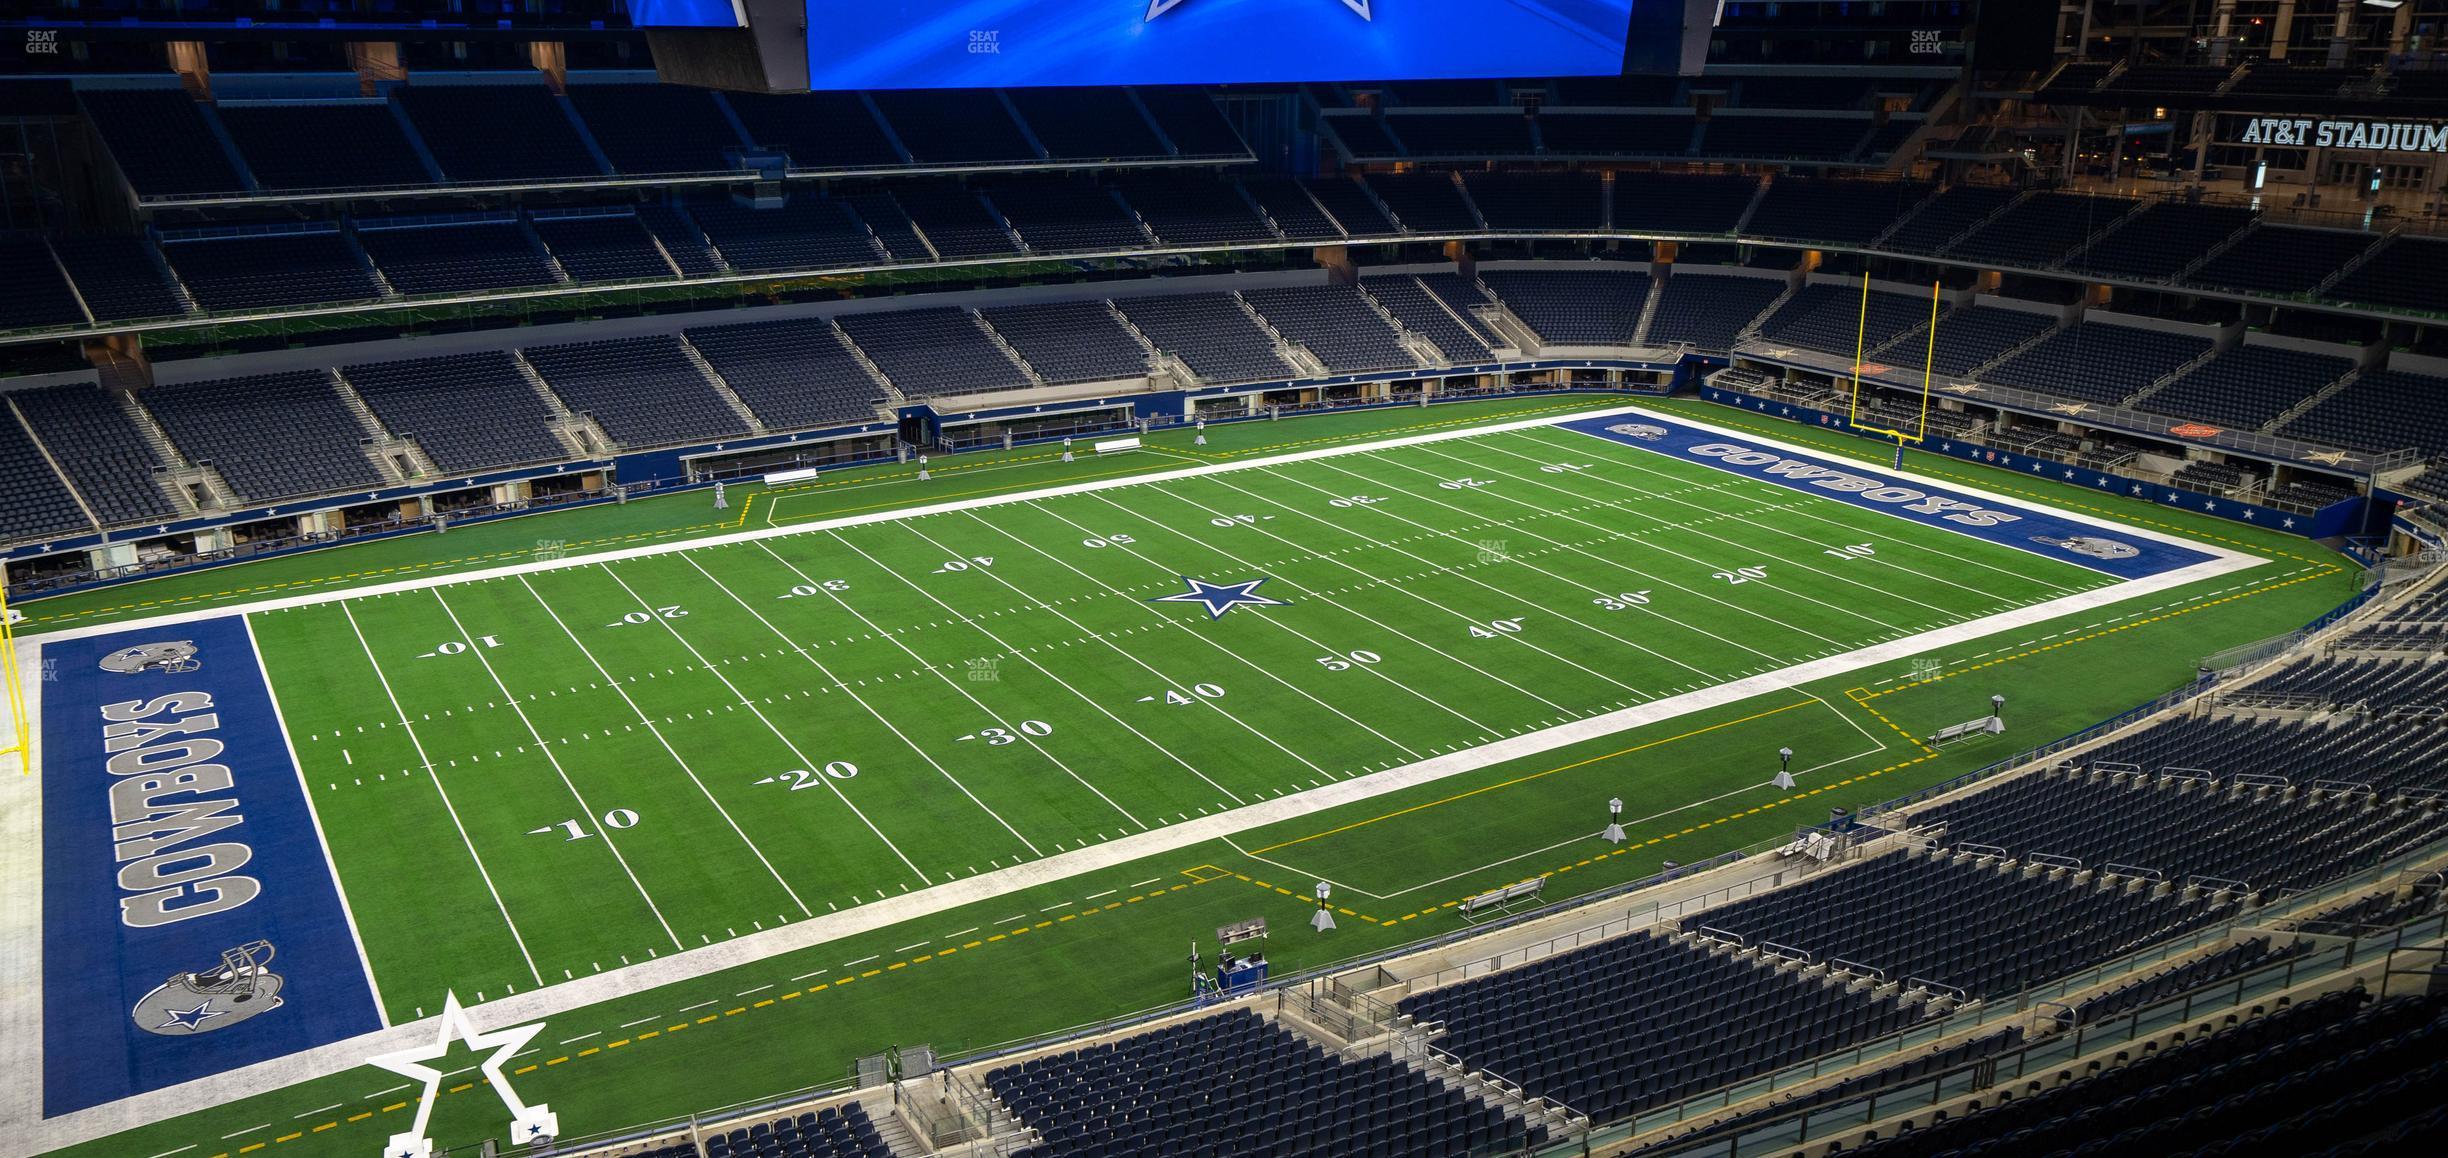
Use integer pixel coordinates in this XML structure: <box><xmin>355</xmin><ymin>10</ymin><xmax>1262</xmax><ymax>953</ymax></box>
<box><xmin>22</xmin><ymin>402</ymin><xmax>2265</xmax><ymax>1137</ymax></box>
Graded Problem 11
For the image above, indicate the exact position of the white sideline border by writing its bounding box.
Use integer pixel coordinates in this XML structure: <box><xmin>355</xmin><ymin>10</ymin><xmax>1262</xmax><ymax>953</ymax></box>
<box><xmin>0</xmin><ymin>402</ymin><xmax>2267</xmax><ymax>1152</ymax></box>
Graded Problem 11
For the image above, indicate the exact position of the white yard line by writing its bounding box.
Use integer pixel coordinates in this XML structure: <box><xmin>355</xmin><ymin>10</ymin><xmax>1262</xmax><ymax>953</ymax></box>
<box><xmin>244</xmin><ymin>614</ymin><xmax>390</xmax><ymax>1028</ymax></box>
<box><xmin>780</xmin><ymin>533</ymin><xmax>1145</xmax><ymax>828</ymax></box>
<box><xmin>428</xmin><ymin>587</ymin><xmax>684</xmax><ymax>951</ymax></box>
<box><xmin>516</xmin><ymin>572</ymin><xmax>813</xmax><ymax>917</ymax></box>
<box><xmin>1216</xmin><ymin>470</ymin><xmax>1658</xmax><ymax>694</ymax></box>
<box><xmin>1036</xmin><ymin>495</ymin><xmax>1500</xmax><ymax>736</ymax></box>
<box><xmin>1468</xmin><ymin>435</ymin><xmax>2085</xmax><ymax>607</ymax></box>
<box><xmin>669</xmin><ymin>551</ymin><xmax>948</xmax><ymax>879</ymax></box>
<box><xmin>907</xmin><ymin>513</ymin><xmax>1343</xmax><ymax>779</ymax></box>
<box><xmin>339</xmin><ymin>601</ymin><xmax>543</xmax><ymax>987</ymax></box>
<box><xmin>1124</xmin><ymin>484</ymin><xmax>1578</xmax><ymax>715</ymax></box>
<box><xmin>1416</xmin><ymin>441</ymin><xmax>1987</xmax><ymax>620</ymax></box>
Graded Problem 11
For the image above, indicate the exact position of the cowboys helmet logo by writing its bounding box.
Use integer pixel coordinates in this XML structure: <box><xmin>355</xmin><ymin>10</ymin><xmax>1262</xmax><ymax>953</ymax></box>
<box><xmin>99</xmin><ymin>640</ymin><xmax>201</xmax><ymax>675</ymax></box>
<box><xmin>1608</xmin><ymin>423</ymin><xmax>1670</xmax><ymax>442</ymax></box>
<box><xmin>131</xmin><ymin>941</ymin><xmax>284</xmax><ymax>1036</ymax></box>
<box><xmin>2031</xmin><ymin>534</ymin><xmax>2140</xmax><ymax>560</ymax></box>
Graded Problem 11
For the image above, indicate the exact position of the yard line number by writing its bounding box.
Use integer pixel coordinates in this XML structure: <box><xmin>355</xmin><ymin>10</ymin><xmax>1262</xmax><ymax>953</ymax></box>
<box><xmin>754</xmin><ymin>764</ymin><xmax>860</xmax><ymax>790</ymax></box>
<box><xmin>1137</xmin><ymin>684</ymin><xmax>1226</xmax><ymax>705</ymax></box>
<box><xmin>1315</xmin><ymin>649</ymin><xmax>1382</xmax><ymax>671</ymax></box>
<box><xmin>960</xmin><ymin>721</ymin><xmax>1054</xmax><ymax>746</ymax></box>
<box><xmin>1590</xmin><ymin>591</ymin><xmax>1653</xmax><ymax>611</ymax></box>
<box><xmin>608</xmin><ymin>605</ymin><xmax>688</xmax><ymax>627</ymax></box>
<box><xmin>780</xmin><ymin>579</ymin><xmax>852</xmax><ymax>598</ymax></box>
<box><xmin>418</xmin><ymin>635</ymin><xmax>501</xmax><ymax>658</ymax></box>
<box><xmin>529</xmin><ymin>808</ymin><xmax>642</xmax><ymax>840</ymax></box>
<box><xmin>1712</xmin><ymin>565</ymin><xmax>1771</xmax><ymax>585</ymax></box>
<box><xmin>1468</xmin><ymin>618</ymin><xmax>1527</xmax><ymax>639</ymax></box>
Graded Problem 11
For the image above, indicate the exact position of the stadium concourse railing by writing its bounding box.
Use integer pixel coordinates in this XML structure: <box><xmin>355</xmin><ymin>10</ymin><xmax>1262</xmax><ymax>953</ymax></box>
<box><xmin>528</xmin><ymin>529</ymin><xmax>2395</xmax><ymax>1158</ymax></box>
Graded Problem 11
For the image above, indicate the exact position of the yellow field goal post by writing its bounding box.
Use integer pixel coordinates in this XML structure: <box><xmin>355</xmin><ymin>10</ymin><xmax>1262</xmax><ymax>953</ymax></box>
<box><xmin>0</xmin><ymin>579</ymin><xmax>27</xmax><ymax>773</ymax></box>
<box><xmin>1842</xmin><ymin>273</ymin><xmax>1945</xmax><ymax>456</ymax></box>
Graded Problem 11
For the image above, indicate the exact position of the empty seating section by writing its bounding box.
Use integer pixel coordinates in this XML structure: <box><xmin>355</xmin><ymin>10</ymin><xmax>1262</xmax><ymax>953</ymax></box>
<box><xmin>79</xmin><ymin>88</ymin><xmax>245</xmax><ymax>197</ymax></box>
<box><xmin>2170</xmin><ymin>459</ymin><xmax>2253</xmax><ymax>495</ymax></box>
<box><xmin>1117</xmin><ymin>294</ymin><xmax>1293</xmax><ymax>384</ymax></box>
<box><xmin>1655</xmin><ymin>1027</ymin><xmax>2028</xmax><ymax>1153</ymax></box>
<box><xmin>523</xmin><ymin>335</ymin><xmax>749</xmax><ymax>447</ymax></box>
<box><xmin>1300</xmin><ymin>178</ymin><xmax>1400</xmax><ymax>237</ymax></box>
<box><xmin>684</xmin><ymin>317</ymin><xmax>889</xmax><ymax>429</ymax></box>
<box><xmin>1882</xmin><ymin>185</ymin><xmax>2019</xmax><ymax>254</ymax></box>
<box><xmin>164</xmin><ymin>232</ymin><xmax>383</xmax><ymax>311</ymax></box>
<box><xmin>1980</xmin><ymin>322</ymin><xmax>2211</xmax><ymax>406</ymax></box>
<box><xmin>1238</xmin><ymin>179</ymin><xmax>1343</xmax><ymax>241</ymax></box>
<box><xmin>0</xmin><ymin>240</ymin><xmax>86</xmax><ymax>329</ymax></box>
<box><xmin>1700</xmin><ymin>114</ymin><xmax>1868</xmax><ymax>161</ymax></box>
<box><xmin>2283</xmin><ymin>368</ymin><xmax>2448</xmax><ymax>454</ymax></box>
<box><xmin>1610</xmin><ymin>173</ymin><xmax>1759</xmax><ymax>236</ymax></box>
<box><xmin>2067</xmin><ymin>201</ymin><xmax>2257</xmax><ymax>280</ymax></box>
<box><xmin>1399</xmin><ymin>931</ymin><xmax>1924</xmax><ymax>1123</ymax></box>
<box><xmin>563</xmin><ymin>84</ymin><xmax>741</xmax><ymax>174</ymax></box>
<box><xmin>1881</xmin><ymin>305</ymin><xmax>2058</xmax><ymax>378</ymax></box>
<box><xmin>1386</xmin><ymin>113</ymin><xmax>1534</xmax><ymax>157</ymax></box>
<box><xmin>1757</xmin><ymin>282</ymin><xmax>1929</xmax><ymax>358</ymax></box>
<box><xmin>635</xmin><ymin>204</ymin><xmax>726</xmax><ymax>277</ymax></box>
<box><xmin>0</xmin><ymin>409</ymin><xmax>93</xmax><ymax>540</ymax></box>
<box><xmin>1644</xmin><ymin>273</ymin><xmax>1787</xmax><ymax>352</ymax></box>
<box><xmin>356</xmin><ymin>223</ymin><xmax>559</xmax><ymax>295</ymax></box>
<box><xmin>396</xmin><ymin>85</ymin><xmax>603</xmax><ymax>182</ymax></box>
<box><xmin>1481</xmin><ymin>268</ymin><xmax>1648</xmax><ymax>346</ymax></box>
<box><xmin>2188</xmin><ymin>225</ymin><xmax>2377</xmax><ymax>295</ymax></box>
<box><xmin>2066</xmin><ymin>936</ymin><xmax>2305</xmax><ymax>1025</ymax></box>
<box><xmin>1849</xmin><ymin>992</ymin><xmax>2448</xmax><ymax>1158</ymax></box>
<box><xmin>869</xmin><ymin>90</ymin><xmax>1038</xmax><ymax>164</ymax></box>
<box><xmin>1242</xmin><ymin>286</ymin><xmax>1417</xmax><ymax>374</ymax></box>
<box><xmin>1743</xmin><ymin>179</ymin><xmax>1933</xmax><ymax>245</ymax></box>
<box><xmin>1910</xmin><ymin>767</ymin><xmax>2448</xmax><ymax>894</ymax></box>
<box><xmin>977</xmin><ymin>301</ymin><xmax>1149</xmax><ymax>386</ymax></box>
<box><xmin>529</xmin><ymin>214</ymin><xmax>675</xmax><ymax>282</ymax></box>
<box><xmin>1537</xmin><ymin>113</ymin><xmax>1695</xmax><ymax>158</ymax></box>
<box><xmin>1684</xmin><ymin>851</ymin><xmax>2239</xmax><ymax>998</ymax></box>
<box><xmin>215</xmin><ymin>102</ymin><xmax>431</xmax><ymax>191</ymax></box>
<box><xmin>1003</xmin><ymin>88</ymin><xmax>1164</xmax><ymax>159</ymax></box>
<box><xmin>340</xmin><ymin>352</ymin><xmax>566</xmax><ymax>473</ymax></box>
<box><xmin>1949</xmin><ymin>192</ymin><xmax>2135</xmax><ymax>267</ymax></box>
<box><xmin>52</xmin><ymin>237</ymin><xmax>187</xmax><ymax>321</ymax></box>
<box><xmin>700</xmin><ymin>1101</ymin><xmax>891</xmax><ymax>1158</ymax></box>
<box><xmin>838</xmin><ymin>192</ymin><xmax>932</xmax><ymax>262</ymax></box>
<box><xmin>1366</xmin><ymin>173</ymin><xmax>1479</xmax><ymax>233</ymax></box>
<box><xmin>887</xmin><ymin>184</ymin><xmax>1019</xmax><ymax>258</ymax></box>
<box><xmin>1464</xmin><ymin>172</ymin><xmax>1604</xmax><ymax>231</ymax></box>
<box><xmin>2329</xmin><ymin>235</ymin><xmax>2448</xmax><ymax>314</ymax></box>
<box><xmin>11</xmin><ymin>386</ymin><xmax>180</xmax><ymax>525</ymax></box>
<box><xmin>990</xmin><ymin>1009</ymin><xmax>1525</xmax><ymax>1158</ymax></box>
<box><xmin>1361</xmin><ymin>276</ymin><xmax>1492</xmax><ymax>362</ymax></box>
<box><xmin>1116</xmin><ymin>176</ymin><xmax>1275</xmax><ymax>246</ymax></box>
<box><xmin>143</xmin><ymin>371</ymin><xmax>384</xmax><ymax>502</ymax></box>
<box><xmin>1418</xmin><ymin>273</ymin><xmax>1504</xmax><ymax>344</ymax></box>
<box><xmin>1131</xmin><ymin>90</ymin><xmax>1247</xmax><ymax>157</ymax></box>
<box><xmin>983</xmin><ymin>179</ymin><xmax>1147</xmax><ymax>252</ymax></box>
<box><xmin>2142</xmin><ymin>344</ymin><xmax>2354</xmax><ymax>430</ymax></box>
<box><xmin>683</xmin><ymin>197</ymin><xmax>881</xmax><ymax>271</ymax></box>
<box><xmin>723</xmin><ymin>92</ymin><xmax>902</xmax><ymax>169</ymax></box>
<box><xmin>835</xmin><ymin>308</ymin><xmax>1030</xmax><ymax>398</ymax></box>
<box><xmin>2250</xmin><ymin>655</ymin><xmax>2448</xmax><ymax>712</ymax></box>
<box><xmin>2079</xmin><ymin>713</ymin><xmax>2448</xmax><ymax>799</ymax></box>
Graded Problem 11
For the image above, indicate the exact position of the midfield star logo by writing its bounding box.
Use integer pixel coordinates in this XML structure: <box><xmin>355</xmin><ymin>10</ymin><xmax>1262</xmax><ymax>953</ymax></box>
<box><xmin>371</xmin><ymin>993</ymin><xmax>557</xmax><ymax>1157</ymax></box>
<box><xmin>1147</xmin><ymin>0</ymin><xmax>1371</xmax><ymax>19</ymax></box>
<box><xmin>1149</xmin><ymin>575</ymin><xmax>1289</xmax><ymax>619</ymax></box>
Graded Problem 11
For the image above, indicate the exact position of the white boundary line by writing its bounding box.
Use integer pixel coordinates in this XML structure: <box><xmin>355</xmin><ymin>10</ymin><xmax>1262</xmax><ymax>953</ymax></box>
<box><xmin>243</xmin><ymin>615</ymin><xmax>390</xmax><ymax>1027</ymax></box>
<box><xmin>0</xmin><ymin>402</ymin><xmax>2269</xmax><ymax>1150</ymax></box>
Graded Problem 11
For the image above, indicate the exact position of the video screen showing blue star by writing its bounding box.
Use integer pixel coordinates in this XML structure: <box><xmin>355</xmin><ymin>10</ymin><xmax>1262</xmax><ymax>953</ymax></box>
<box><xmin>805</xmin><ymin>0</ymin><xmax>1639</xmax><ymax>89</ymax></box>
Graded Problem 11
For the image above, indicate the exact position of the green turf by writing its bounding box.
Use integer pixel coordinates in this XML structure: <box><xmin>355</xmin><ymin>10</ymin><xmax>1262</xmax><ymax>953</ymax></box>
<box><xmin>37</xmin><ymin>395</ymin><xmax>2365</xmax><ymax>1158</ymax></box>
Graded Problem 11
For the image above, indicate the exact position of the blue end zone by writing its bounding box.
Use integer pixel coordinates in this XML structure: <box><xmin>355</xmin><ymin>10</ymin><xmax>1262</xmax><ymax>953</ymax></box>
<box><xmin>41</xmin><ymin>614</ymin><xmax>380</xmax><ymax>1118</ymax></box>
<box><xmin>1563</xmin><ymin>413</ymin><xmax>2219</xmax><ymax>581</ymax></box>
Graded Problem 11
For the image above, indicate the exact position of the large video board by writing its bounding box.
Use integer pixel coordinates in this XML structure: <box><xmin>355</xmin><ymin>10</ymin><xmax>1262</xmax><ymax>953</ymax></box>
<box><xmin>804</xmin><ymin>0</ymin><xmax>1640</xmax><ymax>90</ymax></box>
<box><xmin>632</xmin><ymin>0</ymin><xmax>749</xmax><ymax>27</ymax></box>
